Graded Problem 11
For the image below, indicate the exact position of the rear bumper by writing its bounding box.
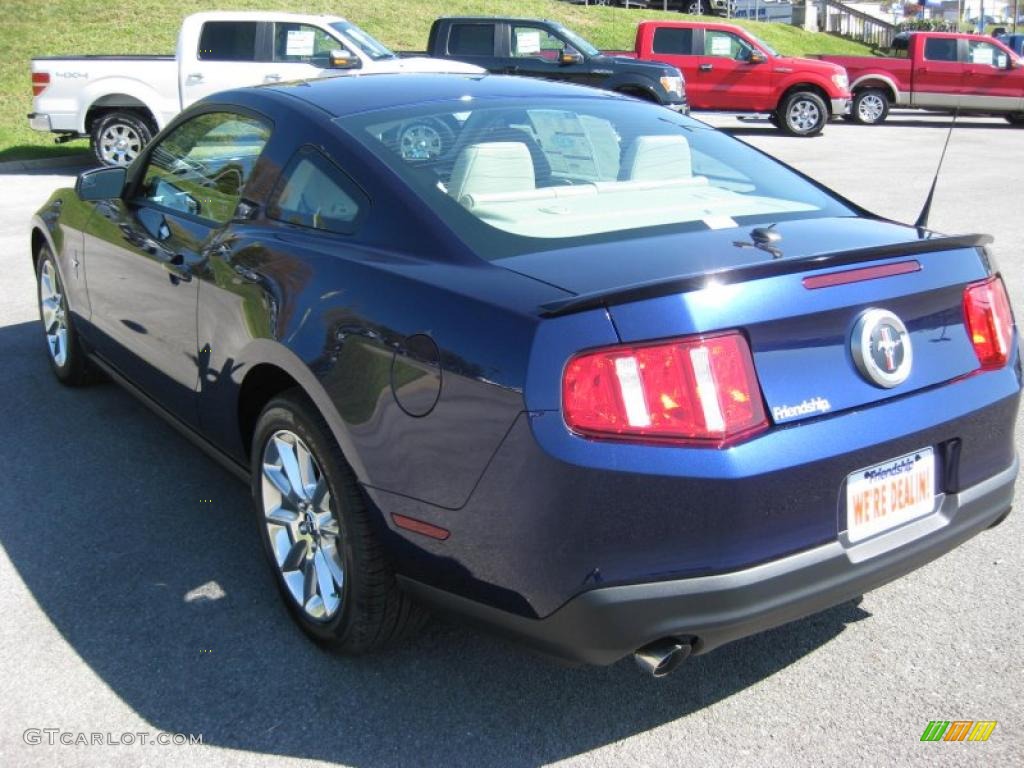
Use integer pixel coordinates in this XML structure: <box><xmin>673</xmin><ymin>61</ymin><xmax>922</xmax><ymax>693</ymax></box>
<box><xmin>400</xmin><ymin>456</ymin><xmax>1016</xmax><ymax>666</ymax></box>
<box><xmin>27</xmin><ymin>112</ymin><xmax>51</xmax><ymax>132</ymax></box>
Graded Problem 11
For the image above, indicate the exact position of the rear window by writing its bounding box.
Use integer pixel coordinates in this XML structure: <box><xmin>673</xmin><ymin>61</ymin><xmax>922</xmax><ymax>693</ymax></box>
<box><xmin>923</xmin><ymin>37</ymin><xmax>958</xmax><ymax>62</ymax></box>
<box><xmin>269</xmin><ymin>147</ymin><xmax>367</xmax><ymax>234</ymax></box>
<box><xmin>341</xmin><ymin>99</ymin><xmax>855</xmax><ymax>260</ymax></box>
<box><xmin>652</xmin><ymin>28</ymin><xmax>694</xmax><ymax>56</ymax></box>
<box><xmin>198</xmin><ymin>21</ymin><xmax>258</xmax><ymax>62</ymax></box>
<box><xmin>447</xmin><ymin>24</ymin><xmax>495</xmax><ymax>57</ymax></box>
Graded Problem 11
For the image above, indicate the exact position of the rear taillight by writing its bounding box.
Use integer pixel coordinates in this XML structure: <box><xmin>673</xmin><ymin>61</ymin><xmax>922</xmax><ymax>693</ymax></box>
<box><xmin>32</xmin><ymin>72</ymin><xmax>49</xmax><ymax>97</ymax></box>
<box><xmin>562</xmin><ymin>331</ymin><xmax>768</xmax><ymax>447</ymax></box>
<box><xmin>963</xmin><ymin>276</ymin><xmax>1015</xmax><ymax>370</ymax></box>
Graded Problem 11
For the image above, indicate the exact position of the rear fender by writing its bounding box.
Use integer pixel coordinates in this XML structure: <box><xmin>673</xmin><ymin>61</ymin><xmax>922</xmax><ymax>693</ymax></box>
<box><xmin>230</xmin><ymin>339</ymin><xmax>368</xmax><ymax>481</ymax></box>
<box><xmin>850</xmin><ymin>74</ymin><xmax>901</xmax><ymax>103</ymax></box>
<box><xmin>80</xmin><ymin>77</ymin><xmax>171</xmax><ymax>133</ymax></box>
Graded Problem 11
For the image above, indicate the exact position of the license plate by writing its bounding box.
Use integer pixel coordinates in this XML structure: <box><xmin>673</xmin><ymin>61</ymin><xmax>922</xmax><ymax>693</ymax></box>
<box><xmin>845</xmin><ymin>448</ymin><xmax>936</xmax><ymax>543</ymax></box>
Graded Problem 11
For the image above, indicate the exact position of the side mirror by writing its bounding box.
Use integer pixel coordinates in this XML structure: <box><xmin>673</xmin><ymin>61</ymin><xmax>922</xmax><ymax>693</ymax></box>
<box><xmin>748</xmin><ymin>51</ymin><xmax>767</xmax><ymax>65</ymax></box>
<box><xmin>75</xmin><ymin>166</ymin><xmax>126</xmax><ymax>201</ymax></box>
<box><xmin>559</xmin><ymin>48</ymin><xmax>582</xmax><ymax>66</ymax></box>
<box><xmin>329</xmin><ymin>49</ymin><xmax>362</xmax><ymax>70</ymax></box>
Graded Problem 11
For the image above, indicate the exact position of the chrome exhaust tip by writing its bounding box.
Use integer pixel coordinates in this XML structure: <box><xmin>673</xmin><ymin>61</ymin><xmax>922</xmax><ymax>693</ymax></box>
<box><xmin>633</xmin><ymin>637</ymin><xmax>693</xmax><ymax>678</ymax></box>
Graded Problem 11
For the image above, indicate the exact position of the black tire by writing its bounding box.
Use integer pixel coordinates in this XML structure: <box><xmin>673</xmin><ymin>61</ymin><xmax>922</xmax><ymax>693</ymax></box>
<box><xmin>1005</xmin><ymin>113</ymin><xmax>1024</xmax><ymax>126</ymax></box>
<box><xmin>251</xmin><ymin>391</ymin><xmax>428</xmax><ymax>652</ymax></box>
<box><xmin>852</xmin><ymin>89</ymin><xmax>890</xmax><ymax>125</ymax></box>
<box><xmin>90</xmin><ymin>110</ymin><xmax>154</xmax><ymax>168</ymax></box>
<box><xmin>777</xmin><ymin>91</ymin><xmax>828</xmax><ymax>137</ymax></box>
<box><xmin>768</xmin><ymin>112</ymin><xmax>781</xmax><ymax>128</ymax></box>
<box><xmin>36</xmin><ymin>245</ymin><xmax>94</xmax><ymax>386</ymax></box>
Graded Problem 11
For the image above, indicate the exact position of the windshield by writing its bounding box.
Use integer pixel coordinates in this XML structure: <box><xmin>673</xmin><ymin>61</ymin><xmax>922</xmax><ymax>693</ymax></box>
<box><xmin>341</xmin><ymin>98</ymin><xmax>855</xmax><ymax>260</ymax></box>
<box><xmin>553</xmin><ymin>25</ymin><xmax>600</xmax><ymax>58</ymax></box>
<box><xmin>329</xmin><ymin>21</ymin><xmax>396</xmax><ymax>60</ymax></box>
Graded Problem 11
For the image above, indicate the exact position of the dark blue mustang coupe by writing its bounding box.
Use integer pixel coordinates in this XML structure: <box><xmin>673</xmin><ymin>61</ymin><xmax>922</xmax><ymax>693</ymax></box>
<box><xmin>31</xmin><ymin>74</ymin><xmax>1019</xmax><ymax>676</ymax></box>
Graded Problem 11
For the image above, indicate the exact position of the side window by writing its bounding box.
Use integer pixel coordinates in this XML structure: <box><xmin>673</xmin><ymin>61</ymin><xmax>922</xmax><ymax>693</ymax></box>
<box><xmin>923</xmin><ymin>38</ymin><xmax>959</xmax><ymax>63</ymax></box>
<box><xmin>652</xmin><ymin>28</ymin><xmax>694</xmax><ymax>56</ymax></box>
<box><xmin>512</xmin><ymin>26</ymin><xmax>565</xmax><ymax>60</ymax></box>
<box><xmin>448</xmin><ymin>24</ymin><xmax>495</xmax><ymax>57</ymax></box>
<box><xmin>967</xmin><ymin>40</ymin><xmax>1008</xmax><ymax>68</ymax></box>
<box><xmin>273</xmin><ymin>23</ymin><xmax>338</xmax><ymax>65</ymax></box>
<box><xmin>198</xmin><ymin>22</ymin><xmax>258</xmax><ymax>62</ymax></box>
<box><xmin>704</xmin><ymin>30</ymin><xmax>754</xmax><ymax>61</ymax></box>
<box><xmin>268</xmin><ymin>147</ymin><xmax>367</xmax><ymax>235</ymax></box>
<box><xmin>139</xmin><ymin>112</ymin><xmax>271</xmax><ymax>225</ymax></box>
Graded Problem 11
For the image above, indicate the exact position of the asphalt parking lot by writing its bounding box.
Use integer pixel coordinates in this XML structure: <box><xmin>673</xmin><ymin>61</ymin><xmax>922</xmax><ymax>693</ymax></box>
<box><xmin>0</xmin><ymin>111</ymin><xmax>1021</xmax><ymax>768</ymax></box>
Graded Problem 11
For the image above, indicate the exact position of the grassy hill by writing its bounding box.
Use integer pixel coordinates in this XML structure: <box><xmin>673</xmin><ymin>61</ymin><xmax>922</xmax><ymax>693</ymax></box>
<box><xmin>0</xmin><ymin>0</ymin><xmax>875</xmax><ymax>161</ymax></box>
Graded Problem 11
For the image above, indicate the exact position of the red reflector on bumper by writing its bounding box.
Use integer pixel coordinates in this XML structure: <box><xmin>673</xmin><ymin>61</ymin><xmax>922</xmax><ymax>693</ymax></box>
<box><xmin>392</xmin><ymin>513</ymin><xmax>450</xmax><ymax>541</ymax></box>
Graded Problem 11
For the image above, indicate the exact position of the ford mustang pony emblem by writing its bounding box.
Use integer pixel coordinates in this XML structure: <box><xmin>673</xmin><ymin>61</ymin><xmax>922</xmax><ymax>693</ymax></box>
<box><xmin>852</xmin><ymin>309</ymin><xmax>913</xmax><ymax>388</ymax></box>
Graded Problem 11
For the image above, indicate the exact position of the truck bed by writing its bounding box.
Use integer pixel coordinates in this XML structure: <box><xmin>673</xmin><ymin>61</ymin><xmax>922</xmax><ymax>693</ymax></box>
<box><xmin>816</xmin><ymin>55</ymin><xmax>912</xmax><ymax>87</ymax></box>
<box><xmin>32</xmin><ymin>55</ymin><xmax>174</xmax><ymax>61</ymax></box>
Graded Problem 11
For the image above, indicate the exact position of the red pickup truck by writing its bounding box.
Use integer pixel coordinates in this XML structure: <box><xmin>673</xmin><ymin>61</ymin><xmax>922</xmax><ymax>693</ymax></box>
<box><xmin>620</xmin><ymin>21</ymin><xmax>851</xmax><ymax>136</ymax></box>
<box><xmin>820</xmin><ymin>32</ymin><xmax>1024</xmax><ymax>126</ymax></box>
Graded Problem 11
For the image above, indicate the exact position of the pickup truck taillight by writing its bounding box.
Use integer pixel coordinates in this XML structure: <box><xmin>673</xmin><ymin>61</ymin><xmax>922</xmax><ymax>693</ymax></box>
<box><xmin>964</xmin><ymin>276</ymin><xmax>1015</xmax><ymax>370</ymax></box>
<box><xmin>562</xmin><ymin>331</ymin><xmax>768</xmax><ymax>447</ymax></box>
<box><xmin>32</xmin><ymin>72</ymin><xmax>50</xmax><ymax>96</ymax></box>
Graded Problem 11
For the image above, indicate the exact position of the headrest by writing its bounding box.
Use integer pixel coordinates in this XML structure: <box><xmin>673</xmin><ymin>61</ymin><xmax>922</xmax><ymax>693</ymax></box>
<box><xmin>448</xmin><ymin>141</ymin><xmax>536</xmax><ymax>203</ymax></box>
<box><xmin>621</xmin><ymin>135</ymin><xmax>692</xmax><ymax>181</ymax></box>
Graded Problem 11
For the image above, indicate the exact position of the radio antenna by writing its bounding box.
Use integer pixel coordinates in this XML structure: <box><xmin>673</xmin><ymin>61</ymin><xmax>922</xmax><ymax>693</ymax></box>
<box><xmin>915</xmin><ymin>107</ymin><xmax>959</xmax><ymax>231</ymax></box>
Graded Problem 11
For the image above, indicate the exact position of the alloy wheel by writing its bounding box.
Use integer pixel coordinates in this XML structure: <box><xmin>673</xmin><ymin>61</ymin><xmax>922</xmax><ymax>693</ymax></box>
<box><xmin>39</xmin><ymin>260</ymin><xmax>68</xmax><ymax>367</ymax></box>
<box><xmin>788</xmin><ymin>100</ymin><xmax>821</xmax><ymax>134</ymax></box>
<box><xmin>857</xmin><ymin>94</ymin><xmax>886</xmax><ymax>124</ymax></box>
<box><xmin>98</xmin><ymin>122</ymin><xmax>143</xmax><ymax>166</ymax></box>
<box><xmin>260</xmin><ymin>429</ymin><xmax>345</xmax><ymax>621</ymax></box>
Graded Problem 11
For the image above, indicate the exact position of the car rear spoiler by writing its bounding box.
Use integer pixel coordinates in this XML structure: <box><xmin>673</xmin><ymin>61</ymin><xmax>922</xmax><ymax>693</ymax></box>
<box><xmin>538</xmin><ymin>233</ymin><xmax>993</xmax><ymax>318</ymax></box>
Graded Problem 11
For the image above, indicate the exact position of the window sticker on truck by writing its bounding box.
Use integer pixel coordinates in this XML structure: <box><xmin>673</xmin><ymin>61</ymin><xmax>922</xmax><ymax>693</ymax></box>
<box><xmin>516</xmin><ymin>30</ymin><xmax>541</xmax><ymax>55</ymax></box>
<box><xmin>286</xmin><ymin>30</ymin><xmax>315</xmax><ymax>57</ymax></box>
<box><xmin>710</xmin><ymin>36</ymin><xmax>732</xmax><ymax>56</ymax></box>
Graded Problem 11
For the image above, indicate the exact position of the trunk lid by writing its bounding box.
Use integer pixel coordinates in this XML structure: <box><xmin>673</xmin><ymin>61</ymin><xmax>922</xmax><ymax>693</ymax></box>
<box><xmin>502</xmin><ymin>217</ymin><xmax>992</xmax><ymax>424</ymax></box>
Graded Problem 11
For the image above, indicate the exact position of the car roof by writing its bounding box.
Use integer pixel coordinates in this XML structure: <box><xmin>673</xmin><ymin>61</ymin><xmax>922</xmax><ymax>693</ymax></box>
<box><xmin>185</xmin><ymin>10</ymin><xmax>347</xmax><ymax>24</ymax></box>
<box><xmin>438</xmin><ymin>16</ymin><xmax>555</xmax><ymax>23</ymax></box>
<box><xmin>260</xmin><ymin>73</ymin><xmax>627</xmax><ymax>118</ymax></box>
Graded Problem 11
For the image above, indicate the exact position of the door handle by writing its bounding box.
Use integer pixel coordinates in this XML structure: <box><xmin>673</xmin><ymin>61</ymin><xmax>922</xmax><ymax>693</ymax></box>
<box><xmin>699</xmin><ymin>63</ymin><xmax>714</xmax><ymax>72</ymax></box>
<box><xmin>264</xmin><ymin>73</ymin><xmax>282</xmax><ymax>83</ymax></box>
<box><xmin>164</xmin><ymin>253</ymin><xmax>193</xmax><ymax>284</ymax></box>
<box><xmin>186</xmin><ymin>73</ymin><xmax>204</xmax><ymax>84</ymax></box>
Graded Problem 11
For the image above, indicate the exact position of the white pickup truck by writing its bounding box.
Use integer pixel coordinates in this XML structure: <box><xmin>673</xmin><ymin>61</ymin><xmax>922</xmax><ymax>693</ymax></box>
<box><xmin>28</xmin><ymin>11</ymin><xmax>483</xmax><ymax>166</ymax></box>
